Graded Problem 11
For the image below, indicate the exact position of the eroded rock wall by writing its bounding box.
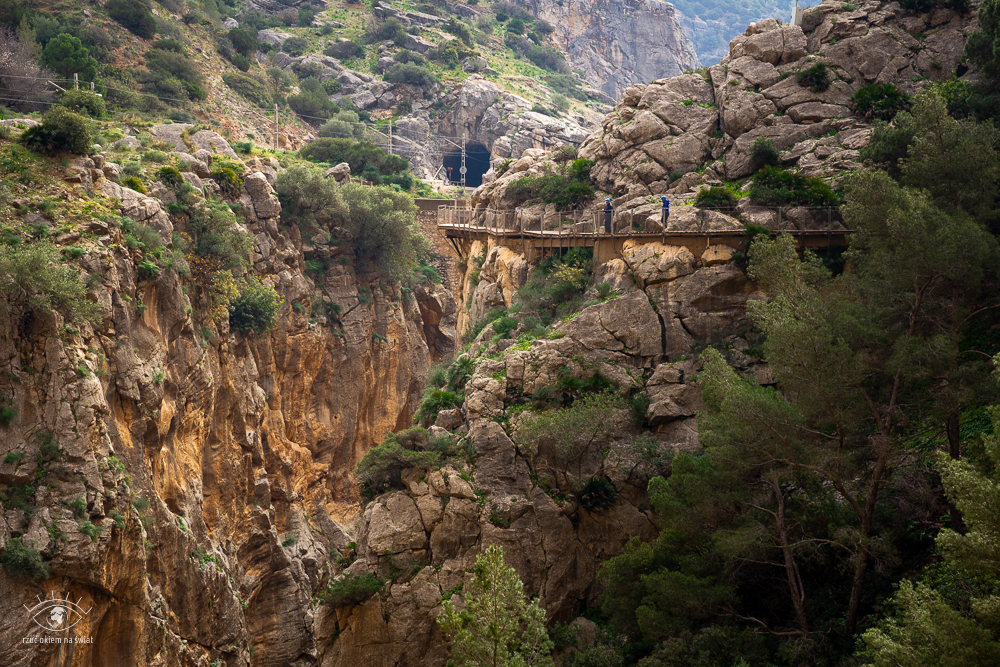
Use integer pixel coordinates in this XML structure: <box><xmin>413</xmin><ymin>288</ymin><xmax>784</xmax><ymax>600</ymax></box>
<box><xmin>510</xmin><ymin>0</ymin><xmax>700</xmax><ymax>100</ymax></box>
<box><xmin>0</xmin><ymin>132</ymin><xmax>447</xmax><ymax>666</ymax></box>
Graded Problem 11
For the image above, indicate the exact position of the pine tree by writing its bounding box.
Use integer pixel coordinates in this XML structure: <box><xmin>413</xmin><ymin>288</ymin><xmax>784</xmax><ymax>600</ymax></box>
<box><xmin>438</xmin><ymin>544</ymin><xmax>554</xmax><ymax>667</ymax></box>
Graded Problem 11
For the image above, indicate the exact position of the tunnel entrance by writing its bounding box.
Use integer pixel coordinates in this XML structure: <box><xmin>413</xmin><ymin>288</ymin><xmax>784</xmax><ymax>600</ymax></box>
<box><xmin>442</xmin><ymin>141</ymin><xmax>491</xmax><ymax>188</ymax></box>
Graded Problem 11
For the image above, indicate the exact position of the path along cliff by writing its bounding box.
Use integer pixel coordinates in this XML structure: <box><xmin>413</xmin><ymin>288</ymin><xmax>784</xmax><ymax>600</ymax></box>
<box><xmin>0</xmin><ymin>1</ymin><xmax>989</xmax><ymax>665</ymax></box>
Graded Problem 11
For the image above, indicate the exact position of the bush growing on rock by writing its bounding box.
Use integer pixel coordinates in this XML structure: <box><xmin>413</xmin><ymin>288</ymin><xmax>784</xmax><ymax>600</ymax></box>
<box><xmin>748</xmin><ymin>166</ymin><xmax>840</xmax><ymax>208</ymax></box>
<box><xmin>188</xmin><ymin>199</ymin><xmax>254</xmax><ymax>279</ymax></box>
<box><xmin>850</xmin><ymin>83</ymin><xmax>911</xmax><ymax>121</ymax></box>
<box><xmin>107</xmin><ymin>0</ymin><xmax>157</xmax><ymax>40</ymax></box>
<box><xmin>275</xmin><ymin>166</ymin><xmax>427</xmax><ymax>281</ymax></box>
<box><xmin>694</xmin><ymin>186</ymin><xmax>738</xmax><ymax>210</ymax></box>
<box><xmin>797</xmin><ymin>62</ymin><xmax>831</xmax><ymax>93</ymax></box>
<box><xmin>749</xmin><ymin>135</ymin><xmax>779</xmax><ymax>172</ymax></box>
<box><xmin>505</xmin><ymin>159</ymin><xmax>595</xmax><ymax>209</ymax></box>
<box><xmin>324</xmin><ymin>40</ymin><xmax>365</xmax><ymax>60</ymax></box>
<box><xmin>21</xmin><ymin>107</ymin><xmax>92</xmax><ymax>156</ymax></box>
<box><xmin>319</xmin><ymin>572</ymin><xmax>386</xmax><ymax>607</ymax></box>
<box><xmin>299</xmin><ymin>137</ymin><xmax>410</xmax><ymax>184</ymax></box>
<box><xmin>355</xmin><ymin>427</ymin><xmax>439</xmax><ymax>495</ymax></box>
<box><xmin>228</xmin><ymin>278</ymin><xmax>284</xmax><ymax>335</ymax></box>
<box><xmin>384</xmin><ymin>62</ymin><xmax>439</xmax><ymax>91</ymax></box>
<box><xmin>140</xmin><ymin>47</ymin><xmax>206</xmax><ymax>101</ymax></box>
<box><xmin>860</xmin><ymin>113</ymin><xmax>916</xmax><ymax>180</ymax></box>
<box><xmin>0</xmin><ymin>242</ymin><xmax>103</xmax><ymax>323</ymax></box>
<box><xmin>287</xmin><ymin>77</ymin><xmax>338</xmax><ymax>122</ymax></box>
<box><xmin>281</xmin><ymin>36</ymin><xmax>309</xmax><ymax>56</ymax></box>
<box><xmin>1</xmin><ymin>537</ymin><xmax>49</xmax><ymax>582</ymax></box>
<box><xmin>56</xmin><ymin>89</ymin><xmax>106</xmax><ymax>118</ymax></box>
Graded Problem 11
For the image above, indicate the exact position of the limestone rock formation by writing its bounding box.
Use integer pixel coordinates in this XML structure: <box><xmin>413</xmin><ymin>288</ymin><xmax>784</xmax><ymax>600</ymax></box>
<box><xmin>473</xmin><ymin>1</ymin><xmax>979</xmax><ymax>234</ymax></box>
<box><xmin>509</xmin><ymin>0</ymin><xmax>700</xmax><ymax>99</ymax></box>
<box><xmin>0</xmin><ymin>127</ymin><xmax>453</xmax><ymax>667</ymax></box>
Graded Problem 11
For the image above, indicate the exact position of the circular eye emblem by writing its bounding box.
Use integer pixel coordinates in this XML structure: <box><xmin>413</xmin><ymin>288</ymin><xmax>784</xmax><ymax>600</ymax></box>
<box><xmin>25</xmin><ymin>595</ymin><xmax>91</xmax><ymax>631</ymax></box>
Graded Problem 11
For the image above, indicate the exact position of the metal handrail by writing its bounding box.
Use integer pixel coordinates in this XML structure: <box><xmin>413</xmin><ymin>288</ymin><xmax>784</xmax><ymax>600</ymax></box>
<box><xmin>437</xmin><ymin>205</ymin><xmax>843</xmax><ymax>237</ymax></box>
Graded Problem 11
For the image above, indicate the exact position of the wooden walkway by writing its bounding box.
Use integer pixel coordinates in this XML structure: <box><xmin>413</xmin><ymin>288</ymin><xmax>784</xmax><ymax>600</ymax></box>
<box><xmin>438</xmin><ymin>223</ymin><xmax>849</xmax><ymax>264</ymax></box>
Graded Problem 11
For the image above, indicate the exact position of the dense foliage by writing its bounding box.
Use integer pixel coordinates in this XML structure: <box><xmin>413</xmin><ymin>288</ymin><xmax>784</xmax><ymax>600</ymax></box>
<box><xmin>275</xmin><ymin>166</ymin><xmax>427</xmax><ymax>282</ymax></box>
<box><xmin>228</xmin><ymin>278</ymin><xmax>283</xmax><ymax>335</ymax></box>
<box><xmin>439</xmin><ymin>544</ymin><xmax>554</xmax><ymax>667</ymax></box>
<box><xmin>21</xmin><ymin>107</ymin><xmax>92</xmax><ymax>155</ymax></box>
<box><xmin>505</xmin><ymin>159</ymin><xmax>595</xmax><ymax>209</ymax></box>
<box><xmin>593</xmin><ymin>90</ymin><xmax>1000</xmax><ymax>667</ymax></box>
<box><xmin>748</xmin><ymin>165</ymin><xmax>840</xmax><ymax>207</ymax></box>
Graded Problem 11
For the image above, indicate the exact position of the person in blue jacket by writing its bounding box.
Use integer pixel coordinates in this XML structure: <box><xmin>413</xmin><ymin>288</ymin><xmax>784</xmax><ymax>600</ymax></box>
<box><xmin>603</xmin><ymin>198</ymin><xmax>614</xmax><ymax>234</ymax></box>
<box><xmin>661</xmin><ymin>196</ymin><xmax>670</xmax><ymax>231</ymax></box>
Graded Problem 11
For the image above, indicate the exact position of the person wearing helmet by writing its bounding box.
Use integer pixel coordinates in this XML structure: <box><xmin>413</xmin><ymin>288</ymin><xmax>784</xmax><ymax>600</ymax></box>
<box><xmin>603</xmin><ymin>198</ymin><xmax>614</xmax><ymax>235</ymax></box>
<box><xmin>661</xmin><ymin>196</ymin><xmax>670</xmax><ymax>231</ymax></box>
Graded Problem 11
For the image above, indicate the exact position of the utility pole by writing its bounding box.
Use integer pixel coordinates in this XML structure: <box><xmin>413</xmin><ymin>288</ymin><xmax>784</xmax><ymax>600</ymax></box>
<box><xmin>274</xmin><ymin>104</ymin><xmax>279</xmax><ymax>151</ymax></box>
<box><xmin>73</xmin><ymin>73</ymin><xmax>78</xmax><ymax>90</ymax></box>
<box><xmin>460</xmin><ymin>132</ymin><xmax>467</xmax><ymax>189</ymax></box>
<box><xmin>388</xmin><ymin>122</ymin><xmax>392</xmax><ymax>155</ymax></box>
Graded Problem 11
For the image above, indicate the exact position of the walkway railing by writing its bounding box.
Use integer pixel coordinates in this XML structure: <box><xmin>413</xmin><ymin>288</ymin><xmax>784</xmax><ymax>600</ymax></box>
<box><xmin>438</xmin><ymin>205</ymin><xmax>845</xmax><ymax>237</ymax></box>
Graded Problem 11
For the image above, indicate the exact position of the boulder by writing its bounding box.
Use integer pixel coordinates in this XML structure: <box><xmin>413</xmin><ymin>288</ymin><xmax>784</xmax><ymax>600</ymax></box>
<box><xmin>257</xmin><ymin>29</ymin><xmax>295</xmax><ymax>48</ymax></box>
<box><xmin>324</xmin><ymin>162</ymin><xmax>351</xmax><ymax>183</ymax></box>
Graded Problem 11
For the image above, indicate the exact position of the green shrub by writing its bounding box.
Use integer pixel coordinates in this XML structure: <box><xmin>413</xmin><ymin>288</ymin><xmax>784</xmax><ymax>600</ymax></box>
<box><xmin>850</xmin><ymin>83</ymin><xmax>911</xmax><ymax>121</ymax></box>
<box><xmin>55</xmin><ymin>89</ymin><xmax>107</xmax><ymax>119</ymax></box>
<box><xmin>319</xmin><ymin>572</ymin><xmax>386</xmax><ymax>607</ymax></box>
<box><xmin>189</xmin><ymin>200</ymin><xmax>253</xmax><ymax>274</ymax></box>
<box><xmin>223</xmin><ymin>71</ymin><xmax>274</xmax><ymax>109</ymax></box>
<box><xmin>506</xmin><ymin>159</ymin><xmax>595</xmax><ymax>209</ymax></box>
<box><xmin>287</xmin><ymin>77</ymin><xmax>338</xmax><ymax>121</ymax></box>
<box><xmin>138</xmin><ymin>258</ymin><xmax>160</xmax><ymax>279</ymax></box>
<box><xmin>21</xmin><ymin>107</ymin><xmax>92</xmax><ymax>156</ymax></box>
<box><xmin>748</xmin><ymin>165</ymin><xmax>840</xmax><ymax>207</ymax></box>
<box><xmin>122</xmin><ymin>176</ymin><xmax>147</xmax><ymax>193</ymax></box>
<box><xmin>3</xmin><ymin>450</ymin><xmax>24</xmax><ymax>464</ymax></box>
<box><xmin>384</xmin><ymin>63</ymin><xmax>439</xmax><ymax>92</ymax></box>
<box><xmin>107</xmin><ymin>0</ymin><xmax>157</xmax><ymax>39</ymax></box>
<box><xmin>858</xmin><ymin>113</ymin><xmax>915</xmax><ymax>179</ymax></box>
<box><xmin>78</xmin><ymin>521</ymin><xmax>102</xmax><ymax>541</ymax></box>
<box><xmin>299</xmin><ymin>138</ymin><xmax>410</xmax><ymax>184</ymax></box>
<box><xmin>1</xmin><ymin>537</ymin><xmax>49</xmax><ymax>581</ymax></box>
<box><xmin>0</xmin><ymin>243</ymin><xmax>103</xmax><ymax>322</ymax></box>
<box><xmin>211</xmin><ymin>166</ymin><xmax>243</xmax><ymax>196</ymax></box>
<box><xmin>414</xmin><ymin>388</ymin><xmax>463</xmax><ymax>425</ymax></box>
<box><xmin>797</xmin><ymin>62</ymin><xmax>831</xmax><ymax>92</ymax></box>
<box><xmin>140</xmin><ymin>48</ymin><xmax>206</xmax><ymax>101</ymax></box>
<box><xmin>749</xmin><ymin>135</ymin><xmax>779</xmax><ymax>172</ymax></box>
<box><xmin>228</xmin><ymin>278</ymin><xmax>284</xmax><ymax>335</ymax></box>
<box><xmin>66</xmin><ymin>496</ymin><xmax>87</xmax><ymax>518</ymax></box>
<box><xmin>492</xmin><ymin>315</ymin><xmax>519</xmax><ymax>339</ymax></box>
<box><xmin>0</xmin><ymin>404</ymin><xmax>15</xmax><ymax>425</ymax></box>
<box><xmin>355</xmin><ymin>429</ymin><xmax>440</xmax><ymax>493</ymax></box>
<box><xmin>142</xmin><ymin>150</ymin><xmax>169</xmax><ymax>163</ymax></box>
<box><xmin>157</xmin><ymin>166</ymin><xmax>183</xmax><ymax>187</ymax></box>
<box><xmin>281</xmin><ymin>36</ymin><xmax>309</xmax><ymax>56</ymax></box>
<box><xmin>233</xmin><ymin>141</ymin><xmax>253</xmax><ymax>155</ymax></box>
<box><xmin>365</xmin><ymin>16</ymin><xmax>408</xmax><ymax>44</ymax></box>
<box><xmin>526</xmin><ymin>44</ymin><xmax>569</xmax><ymax>73</ymax></box>
<box><xmin>579</xmin><ymin>477</ymin><xmax>617</xmax><ymax>512</ymax></box>
<box><xmin>325</xmin><ymin>40</ymin><xmax>365</xmax><ymax>60</ymax></box>
<box><xmin>695</xmin><ymin>186</ymin><xmax>738</xmax><ymax>210</ymax></box>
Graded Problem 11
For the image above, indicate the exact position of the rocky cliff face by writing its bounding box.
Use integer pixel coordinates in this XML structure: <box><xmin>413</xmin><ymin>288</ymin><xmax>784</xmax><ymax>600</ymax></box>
<box><xmin>510</xmin><ymin>0</ymin><xmax>700</xmax><ymax>99</ymax></box>
<box><xmin>0</xmin><ymin>2</ymin><xmax>984</xmax><ymax>665</ymax></box>
<box><xmin>475</xmin><ymin>0</ymin><xmax>978</xmax><ymax>233</ymax></box>
<box><xmin>0</xmin><ymin>125</ymin><xmax>455</xmax><ymax>666</ymax></box>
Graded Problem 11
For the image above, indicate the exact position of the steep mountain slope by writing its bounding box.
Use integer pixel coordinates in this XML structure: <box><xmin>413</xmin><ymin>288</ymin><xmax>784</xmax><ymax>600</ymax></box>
<box><xmin>509</xmin><ymin>0</ymin><xmax>700</xmax><ymax>98</ymax></box>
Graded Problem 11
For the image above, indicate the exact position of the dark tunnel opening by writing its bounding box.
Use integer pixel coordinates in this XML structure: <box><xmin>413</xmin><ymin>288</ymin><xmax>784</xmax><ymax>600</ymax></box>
<box><xmin>442</xmin><ymin>142</ymin><xmax>491</xmax><ymax>188</ymax></box>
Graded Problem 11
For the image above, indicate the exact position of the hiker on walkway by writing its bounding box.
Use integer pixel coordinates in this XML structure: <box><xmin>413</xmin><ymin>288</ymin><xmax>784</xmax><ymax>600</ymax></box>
<box><xmin>603</xmin><ymin>199</ymin><xmax>614</xmax><ymax>234</ymax></box>
<box><xmin>661</xmin><ymin>196</ymin><xmax>670</xmax><ymax>231</ymax></box>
